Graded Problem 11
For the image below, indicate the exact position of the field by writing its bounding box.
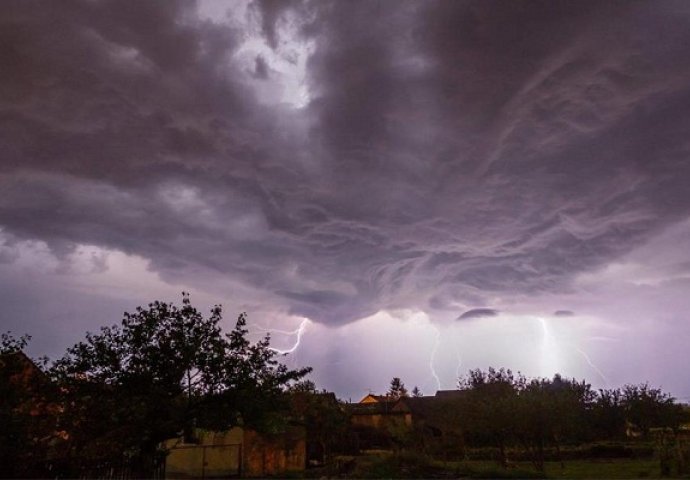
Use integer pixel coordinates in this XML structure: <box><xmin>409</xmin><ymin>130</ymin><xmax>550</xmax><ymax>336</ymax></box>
<box><xmin>316</xmin><ymin>452</ymin><xmax>688</xmax><ymax>479</ymax></box>
<box><xmin>444</xmin><ymin>458</ymin><xmax>664</xmax><ymax>479</ymax></box>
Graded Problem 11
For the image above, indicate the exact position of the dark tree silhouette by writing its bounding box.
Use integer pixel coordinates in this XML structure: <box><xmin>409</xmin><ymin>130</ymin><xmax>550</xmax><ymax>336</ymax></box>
<box><xmin>515</xmin><ymin>375</ymin><xmax>596</xmax><ymax>471</ymax></box>
<box><xmin>620</xmin><ymin>383</ymin><xmax>686</xmax><ymax>437</ymax></box>
<box><xmin>1</xmin><ymin>331</ymin><xmax>31</xmax><ymax>353</ymax></box>
<box><xmin>289</xmin><ymin>381</ymin><xmax>350</xmax><ymax>462</ymax></box>
<box><xmin>50</xmin><ymin>293</ymin><xmax>311</xmax><ymax>472</ymax></box>
<box><xmin>458</xmin><ymin>368</ymin><xmax>525</xmax><ymax>468</ymax></box>
<box><xmin>388</xmin><ymin>377</ymin><xmax>408</xmax><ymax>399</ymax></box>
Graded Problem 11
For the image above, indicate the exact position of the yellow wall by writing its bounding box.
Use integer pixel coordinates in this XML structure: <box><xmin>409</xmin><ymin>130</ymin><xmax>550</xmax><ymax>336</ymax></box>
<box><xmin>165</xmin><ymin>446</ymin><xmax>205</xmax><ymax>479</ymax></box>
<box><xmin>164</xmin><ymin>428</ymin><xmax>243</xmax><ymax>479</ymax></box>
<box><xmin>163</xmin><ymin>427</ymin><xmax>306</xmax><ymax>479</ymax></box>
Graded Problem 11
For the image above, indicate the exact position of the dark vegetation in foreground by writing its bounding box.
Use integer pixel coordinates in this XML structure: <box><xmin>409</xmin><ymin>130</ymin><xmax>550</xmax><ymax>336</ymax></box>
<box><xmin>1</xmin><ymin>294</ymin><xmax>689</xmax><ymax>478</ymax></box>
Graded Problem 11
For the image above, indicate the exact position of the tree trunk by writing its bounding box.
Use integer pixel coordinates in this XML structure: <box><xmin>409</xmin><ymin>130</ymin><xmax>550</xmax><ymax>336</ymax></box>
<box><xmin>498</xmin><ymin>441</ymin><xmax>508</xmax><ymax>469</ymax></box>
<box><xmin>536</xmin><ymin>439</ymin><xmax>545</xmax><ymax>473</ymax></box>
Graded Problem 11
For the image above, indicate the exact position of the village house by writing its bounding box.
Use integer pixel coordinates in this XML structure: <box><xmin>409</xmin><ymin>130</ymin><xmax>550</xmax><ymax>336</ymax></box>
<box><xmin>347</xmin><ymin>390</ymin><xmax>468</xmax><ymax>452</ymax></box>
<box><xmin>349</xmin><ymin>394</ymin><xmax>404</xmax><ymax>429</ymax></box>
<box><xmin>350</xmin><ymin>390</ymin><xmax>467</xmax><ymax>429</ymax></box>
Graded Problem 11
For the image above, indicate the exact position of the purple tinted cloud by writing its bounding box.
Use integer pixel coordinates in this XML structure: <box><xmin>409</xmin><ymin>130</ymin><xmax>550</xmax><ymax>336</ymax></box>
<box><xmin>1</xmin><ymin>0</ymin><xmax>690</xmax><ymax>398</ymax></box>
<box><xmin>458</xmin><ymin>308</ymin><xmax>499</xmax><ymax>321</ymax></box>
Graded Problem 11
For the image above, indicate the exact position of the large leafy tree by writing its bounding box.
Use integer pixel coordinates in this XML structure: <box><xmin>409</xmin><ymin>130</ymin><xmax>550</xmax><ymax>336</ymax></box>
<box><xmin>514</xmin><ymin>375</ymin><xmax>596</xmax><ymax>472</ymax></box>
<box><xmin>620</xmin><ymin>383</ymin><xmax>686</xmax><ymax>437</ymax></box>
<box><xmin>591</xmin><ymin>384</ymin><xmax>687</xmax><ymax>440</ymax></box>
<box><xmin>50</xmin><ymin>294</ymin><xmax>311</xmax><ymax>470</ymax></box>
<box><xmin>289</xmin><ymin>381</ymin><xmax>350</xmax><ymax>462</ymax></box>
<box><xmin>591</xmin><ymin>387</ymin><xmax>627</xmax><ymax>439</ymax></box>
<box><xmin>458</xmin><ymin>368</ymin><xmax>526</xmax><ymax>468</ymax></box>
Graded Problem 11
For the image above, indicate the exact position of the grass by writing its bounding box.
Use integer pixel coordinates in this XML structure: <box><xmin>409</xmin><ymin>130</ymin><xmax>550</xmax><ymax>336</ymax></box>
<box><xmin>544</xmin><ymin>458</ymin><xmax>660</xmax><ymax>478</ymax></box>
<box><xmin>437</xmin><ymin>458</ymin><xmax>665</xmax><ymax>479</ymax></box>
<box><xmin>318</xmin><ymin>453</ymin><xmax>690</xmax><ymax>479</ymax></box>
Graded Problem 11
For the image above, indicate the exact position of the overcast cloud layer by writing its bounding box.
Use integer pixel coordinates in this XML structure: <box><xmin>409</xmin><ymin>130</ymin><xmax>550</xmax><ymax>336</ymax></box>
<box><xmin>1</xmin><ymin>1</ymin><xmax>690</xmax><ymax>400</ymax></box>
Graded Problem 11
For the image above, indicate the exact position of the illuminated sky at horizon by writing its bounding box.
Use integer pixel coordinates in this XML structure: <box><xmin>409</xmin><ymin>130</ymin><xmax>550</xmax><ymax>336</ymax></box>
<box><xmin>1</xmin><ymin>0</ymin><xmax>690</xmax><ymax>402</ymax></box>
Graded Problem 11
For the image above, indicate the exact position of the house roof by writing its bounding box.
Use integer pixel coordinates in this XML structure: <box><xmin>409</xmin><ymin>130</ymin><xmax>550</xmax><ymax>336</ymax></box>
<box><xmin>316</xmin><ymin>391</ymin><xmax>338</xmax><ymax>403</ymax></box>
<box><xmin>434</xmin><ymin>389</ymin><xmax>468</xmax><ymax>399</ymax></box>
<box><xmin>0</xmin><ymin>350</ymin><xmax>46</xmax><ymax>386</ymax></box>
<box><xmin>359</xmin><ymin>394</ymin><xmax>390</xmax><ymax>403</ymax></box>
<box><xmin>394</xmin><ymin>396</ymin><xmax>438</xmax><ymax>415</ymax></box>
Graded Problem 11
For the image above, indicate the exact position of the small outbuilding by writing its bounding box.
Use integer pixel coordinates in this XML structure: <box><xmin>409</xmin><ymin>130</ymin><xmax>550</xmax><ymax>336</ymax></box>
<box><xmin>163</xmin><ymin>426</ymin><xmax>306</xmax><ymax>478</ymax></box>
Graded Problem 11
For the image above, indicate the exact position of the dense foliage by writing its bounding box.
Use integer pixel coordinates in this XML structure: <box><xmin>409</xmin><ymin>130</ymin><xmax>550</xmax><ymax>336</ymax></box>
<box><xmin>52</xmin><ymin>294</ymin><xmax>310</xmax><ymax>467</ymax></box>
<box><xmin>452</xmin><ymin>368</ymin><xmax>688</xmax><ymax>472</ymax></box>
<box><xmin>290</xmin><ymin>380</ymin><xmax>352</xmax><ymax>462</ymax></box>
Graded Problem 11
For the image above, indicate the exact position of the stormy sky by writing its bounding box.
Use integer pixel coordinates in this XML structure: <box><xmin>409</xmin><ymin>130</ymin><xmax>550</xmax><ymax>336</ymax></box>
<box><xmin>2</xmin><ymin>0</ymin><xmax>690</xmax><ymax>401</ymax></box>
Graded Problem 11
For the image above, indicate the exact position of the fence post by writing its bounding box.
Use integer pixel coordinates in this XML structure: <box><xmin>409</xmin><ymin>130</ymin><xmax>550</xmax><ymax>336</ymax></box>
<box><xmin>238</xmin><ymin>444</ymin><xmax>243</xmax><ymax>477</ymax></box>
<box><xmin>201</xmin><ymin>445</ymin><xmax>206</xmax><ymax>480</ymax></box>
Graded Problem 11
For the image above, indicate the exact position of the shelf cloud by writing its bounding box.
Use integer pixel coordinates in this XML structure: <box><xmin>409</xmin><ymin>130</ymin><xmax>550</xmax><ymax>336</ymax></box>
<box><xmin>2</xmin><ymin>0</ymin><xmax>690</xmax><ymax>399</ymax></box>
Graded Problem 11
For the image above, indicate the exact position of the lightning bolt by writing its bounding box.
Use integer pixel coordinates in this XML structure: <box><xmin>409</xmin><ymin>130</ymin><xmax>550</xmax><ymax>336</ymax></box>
<box><xmin>253</xmin><ymin>318</ymin><xmax>309</xmax><ymax>355</ymax></box>
<box><xmin>455</xmin><ymin>347</ymin><xmax>463</xmax><ymax>381</ymax></box>
<box><xmin>542</xmin><ymin>315</ymin><xmax>610</xmax><ymax>387</ymax></box>
<box><xmin>538</xmin><ymin>317</ymin><xmax>560</xmax><ymax>377</ymax></box>
<box><xmin>537</xmin><ymin>315</ymin><xmax>611</xmax><ymax>387</ymax></box>
<box><xmin>538</xmin><ymin>317</ymin><xmax>550</xmax><ymax>339</ymax></box>
<box><xmin>429</xmin><ymin>327</ymin><xmax>442</xmax><ymax>392</ymax></box>
<box><xmin>575</xmin><ymin>347</ymin><xmax>610</xmax><ymax>387</ymax></box>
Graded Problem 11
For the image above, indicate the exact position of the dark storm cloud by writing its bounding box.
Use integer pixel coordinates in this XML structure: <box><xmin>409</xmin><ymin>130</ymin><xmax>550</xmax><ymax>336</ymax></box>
<box><xmin>554</xmin><ymin>310</ymin><xmax>575</xmax><ymax>317</ymax></box>
<box><xmin>253</xmin><ymin>55</ymin><xmax>270</xmax><ymax>80</ymax></box>
<box><xmin>293</xmin><ymin>0</ymin><xmax>690</xmax><ymax>309</ymax></box>
<box><xmin>2</xmin><ymin>0</ymin><xmax>690</xmax><ymax>327</ymax></box>
<box><xmin>252</xmin><ymin>0</ymin><xmax>300</xmax><ymax>50</ymax></box>
<box><xmin>457</xmin><ymin>308</ymin><xmax>499</xmax><ymax>321</ymax></box>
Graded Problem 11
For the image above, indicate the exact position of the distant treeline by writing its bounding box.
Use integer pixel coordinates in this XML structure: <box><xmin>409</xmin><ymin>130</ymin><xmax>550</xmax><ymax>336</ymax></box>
<box><xmin>369</xmin><ymin>369</ymin><xmax>689</xmax><ymax>472</ymax></box>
